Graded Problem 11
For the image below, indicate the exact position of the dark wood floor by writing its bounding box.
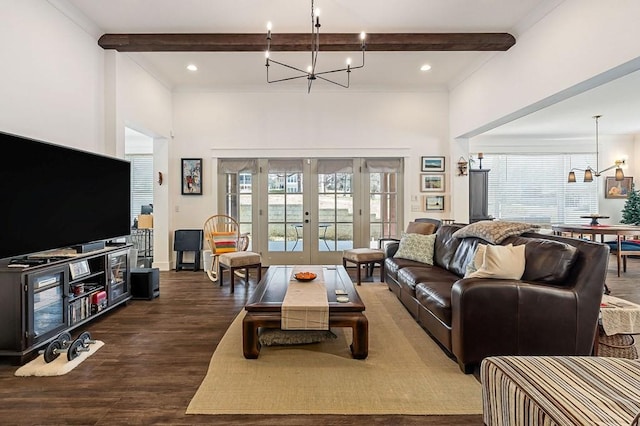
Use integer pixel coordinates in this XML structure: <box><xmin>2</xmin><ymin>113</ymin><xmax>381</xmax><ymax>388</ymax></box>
<box><xmin>0</xmin><ymin>257</ymin><xmax>637</xmax><ymax>426</ymax></box>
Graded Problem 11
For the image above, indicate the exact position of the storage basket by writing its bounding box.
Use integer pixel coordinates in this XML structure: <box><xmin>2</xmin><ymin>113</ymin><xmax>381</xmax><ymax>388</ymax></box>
<box><xmin>598</xmin><ymin>327</ymin><xmax>639</xmax><ymax>359</ymax></box>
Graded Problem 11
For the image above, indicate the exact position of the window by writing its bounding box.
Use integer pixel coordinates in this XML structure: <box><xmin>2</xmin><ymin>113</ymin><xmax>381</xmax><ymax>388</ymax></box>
<box><xmin>219</xmin><ymin>159</ymin><xmax>257</xmax><ymax>250</ymax></box>
<box><xmin>482</xmin><ymin>153</ymin><xmax>597</xmax><ymax>225</ymax></box>
<box><xmin>366</xmin><ymin>159</ymin><xmax>402</xmax><ymax>244</ymax></box>
<box><xmin>126</xmin><ymin>154</ymin><xmax>154</xmax><ymax>227</ymax></box>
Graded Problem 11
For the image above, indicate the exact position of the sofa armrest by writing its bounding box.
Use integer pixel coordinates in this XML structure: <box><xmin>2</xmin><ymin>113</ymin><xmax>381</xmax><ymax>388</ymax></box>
<box><xmin>381</xmin><ymin>240</ymin><xmax>400</xmax><ymax>257</ymax></box>
<box><xmin>450</xmin><ymin>279</ymin><xmax>592</xmax><ymax>368</ymax></box>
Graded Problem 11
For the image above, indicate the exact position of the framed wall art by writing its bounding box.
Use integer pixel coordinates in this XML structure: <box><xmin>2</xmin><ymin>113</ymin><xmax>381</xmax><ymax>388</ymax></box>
<box><xmin>605</xmin><ymin>176</ymin><xmax>633</xmax><ymax>199</ymax></box>
<box><xmin>420</xmin><ymin>173</ymin><xmax>445</xmax><ymax>192</ymax></box>
<box><xmin>425</xmin><ymin>195</ymin><xmax>445</xmax><ymax>211</ymax></box>
<box><xmin>181</xmin><ymin>158</ymin><xmax>203</xmax><ymax>195</ymax></box>
<box><xmin>421</xmin><ymin>156</ymin><xmax>445</xmax><ymax>172</ymax></box>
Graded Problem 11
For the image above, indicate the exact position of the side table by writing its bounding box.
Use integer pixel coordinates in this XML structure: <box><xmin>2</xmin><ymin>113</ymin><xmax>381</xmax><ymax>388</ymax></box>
<box><xmin>597</xmin><ymin>295</ymin><xmax>640</xmax><ymax>359</ymax></box>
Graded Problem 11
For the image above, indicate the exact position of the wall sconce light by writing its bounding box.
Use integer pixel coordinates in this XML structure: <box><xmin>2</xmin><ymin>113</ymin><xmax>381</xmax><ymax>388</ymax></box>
<box><xmin>457</xmin><ymin>157</ymin><xmax>469</xmax><ymax>176</ymax></box>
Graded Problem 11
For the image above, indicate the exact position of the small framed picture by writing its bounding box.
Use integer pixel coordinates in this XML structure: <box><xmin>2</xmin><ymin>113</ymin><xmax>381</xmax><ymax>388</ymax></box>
<box><xmin>420</xmin><ymin>174</ymin><xmax>445</xmax><ymax>192</ymax></box>
<box><xmin>425</xmin><ymin>195</ymin><xmax>445</xmax><ymax>211</ymax></box>
<box><xmin>181</xmin><ymin>158</ymin><xmax>203</xmax><ymax>195</ymax></box>
<box><xmin>69</xmin><ymin>260</ymin><xmax>90</xmax><ymax>280</ymax></box>
<box><xmin>605</xmin><ymin>176</ymin><xmax>633</xmax><ymax>198</ymax></box>
<box><xmin>421</xmin><ymin>156</ymin><xmax>445</xmax><ymax>172</ymax></box>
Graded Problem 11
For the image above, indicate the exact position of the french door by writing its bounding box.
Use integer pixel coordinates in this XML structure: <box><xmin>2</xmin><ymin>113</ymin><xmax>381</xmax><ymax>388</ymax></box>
<box><xmin>219</xmin><ymin>157</ymin><xmax>402</xmax><ymax>266</ymax></box>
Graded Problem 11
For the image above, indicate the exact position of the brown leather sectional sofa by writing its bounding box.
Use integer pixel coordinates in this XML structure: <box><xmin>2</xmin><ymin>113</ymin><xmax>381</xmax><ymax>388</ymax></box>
<box><xmin>384</xmin><ymin>223</ymin><xmax>610</xmax><ymax>373</ymax></box>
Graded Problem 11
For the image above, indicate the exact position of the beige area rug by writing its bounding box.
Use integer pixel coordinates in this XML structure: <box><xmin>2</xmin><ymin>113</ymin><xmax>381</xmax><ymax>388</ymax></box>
<box><xmin>186</xmin><ymin>283</ymin><xmax>482</xmax><ymax>415</ymax></box>
<box><xmin>14</xmin><ymin>340</ymin><xmax>104</xmax><ymax>377</ymax></box>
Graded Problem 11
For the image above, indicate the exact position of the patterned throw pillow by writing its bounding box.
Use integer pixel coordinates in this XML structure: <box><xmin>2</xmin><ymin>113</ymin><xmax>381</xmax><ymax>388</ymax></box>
<box><xmin>466</xmin><ymin>243</ymin><xmax>526</xmax><ymax>280</ymax></box>
<box><xmin>210</xmin><ymin>231</ymin><xmax>238</xmax><ymax>253</ymax></box>
<box><xmin>393</xmin><ymin>232</ymin><xmax>437</xmax><ymax>265</ymax></box>
<box><xmin>452</xmin><ymin>220</ymin><xmax>538</xmax><ymax>244</ymax></box>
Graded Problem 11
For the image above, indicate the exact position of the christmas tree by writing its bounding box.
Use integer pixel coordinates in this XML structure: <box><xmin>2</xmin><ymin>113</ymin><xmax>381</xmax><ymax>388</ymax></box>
<box><xmin>621</xmin><ymin>184</ymin><xmax>640</xmax><ymax>225</ymax></box>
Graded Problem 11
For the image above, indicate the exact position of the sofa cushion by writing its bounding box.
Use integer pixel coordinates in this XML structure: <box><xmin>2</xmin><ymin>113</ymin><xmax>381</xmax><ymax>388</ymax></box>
<box><xmin>505</xmin><ymin>236</ymin><xmax>579</xmax><ymax>284</ymax></box>
<box><xmin>397</xmin><ymin>265</ymin><xmax>457</xmax><ymax>293</ymax></box>
<box><xmin>452</xmin><ymin>220</ymin><xmax>538</xmax><ymax>244</ymax></box>
<box><xmin>466</xmin><ymin>243</ymin><xmax>526</xmax><ymax>280</ymax></box>
<box><xmin>385</xmin><ymin>256</ymin><xmax>428</xmax><ymax>281</ymax></box>
<box><xmin>394</xmin><ymin>232</ymin><xmax>437</xmax><ymax>264</ymax></box>
<box><xmin>464</xmin><ymin>243</ymin><xmax>487</xmax><ymax>276</ymax></box>
<box><xmin>415</xmin><ymin>281</ymin><xmax>454</xmax><ymax>326</ymax></box>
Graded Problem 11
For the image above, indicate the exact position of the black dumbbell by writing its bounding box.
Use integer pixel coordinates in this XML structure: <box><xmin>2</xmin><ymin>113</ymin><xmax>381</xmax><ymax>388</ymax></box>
<box><xmin>39</xmin><ymin>332</ymin><xmax>90</xmax><ymax>363</ymax></box>
<box><xmin>76</xmin><ymin>331</ymin><xmax>97</xmax><ymax>348</ymax></box>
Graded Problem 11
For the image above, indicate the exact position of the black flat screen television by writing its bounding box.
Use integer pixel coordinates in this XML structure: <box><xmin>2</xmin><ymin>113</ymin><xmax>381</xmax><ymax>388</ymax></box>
<box><xmin>0</xmin><ymin>131</ymin><xmax>131</xmax><ymax>259</ymax></box>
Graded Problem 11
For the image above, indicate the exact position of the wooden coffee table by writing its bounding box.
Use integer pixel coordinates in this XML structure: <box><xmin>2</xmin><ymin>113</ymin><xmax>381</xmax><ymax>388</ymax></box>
<box><xmin>242</xmin><ymin>265</ymin><xmax>368</xmax><ymax>359</ymax></box>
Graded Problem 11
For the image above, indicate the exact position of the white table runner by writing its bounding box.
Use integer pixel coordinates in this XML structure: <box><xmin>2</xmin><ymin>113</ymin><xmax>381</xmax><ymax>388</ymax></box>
<box><xmin>601</xmin><ymin>295</ymin><xmax>640</xmax><ymax>336</ymax></box>
<box><xmin>281</xmin><ymin>266</ymin><xmax>329</xmax><ymax>330</ymax></box>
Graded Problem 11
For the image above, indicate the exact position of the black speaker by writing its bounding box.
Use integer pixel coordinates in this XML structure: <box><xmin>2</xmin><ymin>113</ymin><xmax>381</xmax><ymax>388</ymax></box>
<box><xmin>131</xmin><ymin>268</ymin><xmax>160</xmax><ymax>300</ymax></box>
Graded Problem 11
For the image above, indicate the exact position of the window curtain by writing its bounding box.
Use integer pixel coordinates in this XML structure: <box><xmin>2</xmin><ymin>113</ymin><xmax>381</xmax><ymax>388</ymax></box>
<box><xmin>268</xmin><ymin>159</ymin><xmax>304</xmax><ymax>173</ymax></box>
<box><xmin>317</xmin><ymin>159</ymin><xmax>353</xmax><ymax>174</ymax></box>
<box><xmin>365</xmin><ymin>159</ymin><xmax>402</xmax><ymax>173</ymax></box>
<box><xmin>219</xmin><ymin>159</ymin><xmax>257</xmax><ymax>174</ymax></box>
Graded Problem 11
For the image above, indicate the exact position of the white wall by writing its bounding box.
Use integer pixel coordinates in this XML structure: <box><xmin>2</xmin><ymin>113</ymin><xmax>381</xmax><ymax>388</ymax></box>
<box><xmin>0</xmin><ymin>0</ymin><xmax>104</xmax><ymax>151</ymax></box>
<box><xmin>106</xmin><ymin>53</ymin><xmax>173</xmax><ymax>269</ymax></box>
<box><xmin>450</xmin><ymin>0</ymin><xmax>640</xmax><ymax>139</ymax></box>
<box><xmin>170</xmin><ymin>90</ymin><xmax>452</xmax><ymax>230</ymax></box>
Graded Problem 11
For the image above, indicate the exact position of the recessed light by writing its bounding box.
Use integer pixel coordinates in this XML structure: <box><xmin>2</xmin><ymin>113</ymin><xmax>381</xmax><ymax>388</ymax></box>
<box><xmin>420</xmin><ymin>64</ymin><xmax>432</xmax><ymax>72</ymax></box>
<box><xmin>187</xmin><ymin>64</ymin><xmax>198</xmax><ymax>71</ymax></box>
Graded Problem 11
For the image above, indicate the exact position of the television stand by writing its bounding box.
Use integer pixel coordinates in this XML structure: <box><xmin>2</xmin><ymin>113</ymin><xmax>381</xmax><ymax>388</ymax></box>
<box><xmin>0</xmin><ymin>245</ymin><xmax>132</xmax><ymax>365</ymax></box>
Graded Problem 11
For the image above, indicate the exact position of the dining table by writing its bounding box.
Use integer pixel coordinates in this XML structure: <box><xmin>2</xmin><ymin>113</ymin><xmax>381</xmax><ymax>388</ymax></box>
<box><xmin>551</xmin><ymin>224</ymin><xmax>640</xmax><ymax>277</ymax></box>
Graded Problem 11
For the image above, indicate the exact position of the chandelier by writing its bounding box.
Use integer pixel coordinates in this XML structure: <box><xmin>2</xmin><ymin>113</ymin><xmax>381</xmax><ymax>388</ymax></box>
<box><xmin>567</xmin><ymin>115</ymin><xmax>625</xmax><ymax>183</ymax></box>
<box><xmin>265</xmin><ymin>0</ymin><xmax>366</xmax><ymax>93</ymax></box>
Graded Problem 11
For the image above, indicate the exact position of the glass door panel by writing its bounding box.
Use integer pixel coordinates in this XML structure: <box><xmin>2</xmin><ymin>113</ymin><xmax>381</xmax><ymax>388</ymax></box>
<box><xmin>369</xmin><ymin>171</ymin><xmax>399</xmax><ymax>248</ymax></box>
<box><xmin>225</xmin><ymin>157</ymin><xmax>402</xmax><ymax>266</ymax></box>
<box><xmin>28</xmin><ymin>267</ymin><xmax>67</xmax><ymax>345</ymax></box>
<box><xmin>263</xmin><ymin>160</ymin><xmax>307</xmax><ymax>264</ymax></box>
<box><xmin>318</xmin><ymin>171</ymin><xmax>354</xmax><ymax>253</ymax></box>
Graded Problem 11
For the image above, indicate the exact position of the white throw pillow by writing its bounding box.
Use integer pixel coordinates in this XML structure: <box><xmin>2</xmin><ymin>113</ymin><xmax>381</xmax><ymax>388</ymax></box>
<box><xmin>467</xmin><ymin>243</ymin><xmax>526</xmax><ymax>280</ymax></box>
<box><xmin>393</xmin><ymin>232</ymin><xmax>437</xmax><ymax>265</ymax></box>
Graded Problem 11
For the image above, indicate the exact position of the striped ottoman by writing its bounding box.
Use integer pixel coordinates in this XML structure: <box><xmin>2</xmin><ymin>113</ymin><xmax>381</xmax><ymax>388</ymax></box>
<box><xmin>481</xmin><ymin>356</ymin><xmax>640</xmax><ymax>426</ymax></box>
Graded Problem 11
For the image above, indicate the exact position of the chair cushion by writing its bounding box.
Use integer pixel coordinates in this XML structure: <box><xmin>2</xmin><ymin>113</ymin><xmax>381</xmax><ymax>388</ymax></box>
<box><xmin>219</xmin><ymin>251</ymin><xmax>261</xmax><ymax>267</ymax></box>
<box><xmin>606</xmin><ymin>241</ymin><xmax>640</xmax><ymax>252</ymax></box>
<box><xmin>343</xmin><ymin>248</ymin><xmax>385</xmax><ymax>262</ymax></box>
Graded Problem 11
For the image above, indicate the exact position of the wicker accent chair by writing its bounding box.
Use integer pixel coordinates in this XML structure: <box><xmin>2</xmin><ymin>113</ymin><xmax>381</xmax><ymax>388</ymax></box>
<box><xmin>203</xmin><ymin>215</ymin><xmax>261</xmax><ymax>292</ymax></box>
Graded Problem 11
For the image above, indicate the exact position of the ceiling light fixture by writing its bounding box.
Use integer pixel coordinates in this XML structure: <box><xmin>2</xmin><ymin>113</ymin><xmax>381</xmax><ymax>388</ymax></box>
<box><xmin>420</xmin><ymin>64</ymin><xmax>432</xmax><ymax>71</ymax></box>
<box><xmin>567</xmin><ymin>115</ymin><xmax>625</xmax><ymax>183</ymax></box>
<box><xmin>265</xmin><ymin>0</ymin><xmax>366</xmax><ymax>93</ymax></box>
<box><xmin>186</xmin><ymin>64</ymin><xmax>198</xmax><ymax>71</ymax></box>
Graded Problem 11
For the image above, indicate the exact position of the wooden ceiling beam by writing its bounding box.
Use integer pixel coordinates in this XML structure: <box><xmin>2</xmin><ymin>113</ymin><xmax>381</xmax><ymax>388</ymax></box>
<box><xmin>98</xmin><ymin>33</ymin><xmax>515</xmax><ymax>52</ymax></box>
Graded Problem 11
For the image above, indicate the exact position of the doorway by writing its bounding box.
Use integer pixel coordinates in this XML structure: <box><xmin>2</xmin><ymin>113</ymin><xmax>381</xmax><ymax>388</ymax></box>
<box><xmin>219</xmin><ymin>157</ymin><xmax>402</xmax><ymax>266</ymax></box>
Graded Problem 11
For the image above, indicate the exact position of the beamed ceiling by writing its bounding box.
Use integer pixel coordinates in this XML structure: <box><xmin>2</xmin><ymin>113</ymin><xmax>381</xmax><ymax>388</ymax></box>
<box><xmin>98</xmin><ymin>32</ymin><xmax>516</xmax><ymax>52</ymax></box>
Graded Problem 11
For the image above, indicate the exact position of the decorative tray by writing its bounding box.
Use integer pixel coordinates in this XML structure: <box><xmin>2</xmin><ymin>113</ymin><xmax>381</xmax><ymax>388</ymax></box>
<box><xmin>293</xmin><ymin>272</ymin><xmax>317</xmax><ymax>282</ymax></box>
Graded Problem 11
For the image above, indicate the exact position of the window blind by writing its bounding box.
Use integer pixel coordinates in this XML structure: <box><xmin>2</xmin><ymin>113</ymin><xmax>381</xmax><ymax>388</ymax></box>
<box><xmin>126</xmin><ymin>154</ymin><xmax>154</xmax><ymax>227</ymax></box>
<box><xmin>482</xmin><ymin>153</ymin><xmax>597</xmax><ymax>225</ymax></box>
